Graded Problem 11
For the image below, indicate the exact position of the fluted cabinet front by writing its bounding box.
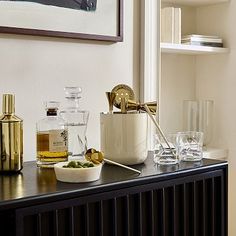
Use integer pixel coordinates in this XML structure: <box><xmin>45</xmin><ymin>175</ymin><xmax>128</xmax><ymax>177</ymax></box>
<box><xmin>15</xmin><ymin>169</ymin><xmax>226</xmax><ymax>236</ymax></box>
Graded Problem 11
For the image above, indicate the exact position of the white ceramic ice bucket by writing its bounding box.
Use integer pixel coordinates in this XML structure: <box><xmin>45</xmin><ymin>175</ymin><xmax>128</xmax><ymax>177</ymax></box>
<box><xmin>100</xmin><ymin>112</ymin><xmax>148</xmax><ymax>165</ymax></box>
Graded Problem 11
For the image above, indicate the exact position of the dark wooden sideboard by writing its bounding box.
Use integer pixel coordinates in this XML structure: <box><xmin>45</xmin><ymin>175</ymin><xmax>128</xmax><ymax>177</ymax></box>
<box><xmin>0</xmin><ymin>157</ymin><xmax>227</xmax><ymax>236</ymax></box>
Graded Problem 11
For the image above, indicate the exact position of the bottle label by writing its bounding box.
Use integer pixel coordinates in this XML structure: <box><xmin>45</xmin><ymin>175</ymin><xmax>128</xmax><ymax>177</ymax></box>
<box><xmin>49</xmin><ymin>129</ymin><xmax>68</xmax><ymax>152</ymax></box>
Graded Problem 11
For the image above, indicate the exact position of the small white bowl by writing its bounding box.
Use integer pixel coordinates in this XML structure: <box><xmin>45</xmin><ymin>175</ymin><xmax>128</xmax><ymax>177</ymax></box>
<box><xmin>54</xmin><ymin>161</ymin><xmax>102</xmax><ymax>183</ymax></box>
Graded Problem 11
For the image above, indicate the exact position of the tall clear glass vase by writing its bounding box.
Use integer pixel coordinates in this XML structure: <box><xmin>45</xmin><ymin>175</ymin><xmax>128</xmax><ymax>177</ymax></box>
<box><xmin>183</xmin><ymin>100</ymin><xmax>213</xmax><ymax>146</ymax></box>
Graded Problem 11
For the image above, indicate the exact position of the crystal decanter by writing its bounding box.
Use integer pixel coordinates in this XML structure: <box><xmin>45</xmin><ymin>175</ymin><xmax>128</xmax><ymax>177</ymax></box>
<box><xmin>60</xmin><ymin>87</ymin><xmax>89</xmax><ymax>159</ymax></box>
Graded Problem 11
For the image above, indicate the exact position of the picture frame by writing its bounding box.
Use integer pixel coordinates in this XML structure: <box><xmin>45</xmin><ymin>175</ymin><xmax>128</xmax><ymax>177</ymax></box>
<box><xmin>0</xmin><ymin>0</ymin><xmax>123</xmax><ymax>42</ymax></box>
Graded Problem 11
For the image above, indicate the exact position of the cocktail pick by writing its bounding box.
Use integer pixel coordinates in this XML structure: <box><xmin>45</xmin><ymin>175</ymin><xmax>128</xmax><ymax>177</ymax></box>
<box><xmin>85</xmin><ymin>148</ymin><xmax>141</xmax><ymax>175</ymax></box>
<box><xmin>143</xmin><ymin>104</ymin><xmax>177</xmax><ymax>160</ymax></box>
<box><xmin>106</xmin><ymin>92</ymin><xmax>116</xmax><ymax>114</ymax></box>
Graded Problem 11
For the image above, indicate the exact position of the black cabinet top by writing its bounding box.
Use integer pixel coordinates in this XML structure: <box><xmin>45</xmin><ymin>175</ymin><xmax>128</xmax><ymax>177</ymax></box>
<box><xmin>0</xmin><ymin>157</ymin><xmax>227</xmax><ymax>210</ymax></box>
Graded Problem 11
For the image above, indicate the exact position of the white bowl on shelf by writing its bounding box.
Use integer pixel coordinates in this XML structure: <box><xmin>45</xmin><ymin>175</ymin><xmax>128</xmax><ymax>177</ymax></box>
<box><xmin>54</xmin><ymin>161</ymin><xmax>102</xmax><ymax>183</ymax></box>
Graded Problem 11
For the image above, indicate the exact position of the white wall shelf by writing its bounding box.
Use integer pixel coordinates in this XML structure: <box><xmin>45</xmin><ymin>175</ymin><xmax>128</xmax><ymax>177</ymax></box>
<box><xmin>162</xmin><ymin>0</ymin><xmax>228</xmax><ymax>6</ymax></box>
<box><xmin>161</xmin><ymin>43</ymin><xmax>229</xmax><ymax>55</ymax></box>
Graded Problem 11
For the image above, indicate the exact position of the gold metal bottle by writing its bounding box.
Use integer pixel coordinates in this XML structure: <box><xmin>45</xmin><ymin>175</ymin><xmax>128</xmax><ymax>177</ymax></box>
<box><xmin>0</xmin><ymin>94</ymin><xmax>23</xmax><ymax>172</ymax></box>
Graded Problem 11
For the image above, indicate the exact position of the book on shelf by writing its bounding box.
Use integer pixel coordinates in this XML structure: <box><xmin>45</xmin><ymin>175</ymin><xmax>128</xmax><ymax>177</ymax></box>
<box><xmin>161</xmin><ymin>7</ymin><xmax>174</xmax><ymax>43</ymax></box>
<box><xmin>182</xmin><ymin>34</ymin><xmax>220</xmax><ymax>39</ymax></box>
<box><xmin>182</xmin><ymin>34</ymin><xmax>223</xmax><ymax>47</ymax></box>
<box><xmin>174</xmin><ymin>8</ymin><xmax>181</xmax><ymax>44</ymax></box>
<box><xmin>182</xmin><ymin>34</ymin><xmax>222</xmax><ymax>43</ymax></box>
<box><xmin>161</xmin><ymin>7</ymin><xmax>181</xmax><ymax>44</ymax></box>
<box><xmin>182</xmin><ymin>41</ymin><xmax>223</xmax><ymax>47</ymax></box>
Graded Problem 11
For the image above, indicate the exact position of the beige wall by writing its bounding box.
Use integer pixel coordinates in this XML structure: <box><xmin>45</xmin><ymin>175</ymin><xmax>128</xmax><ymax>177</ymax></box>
<box><xmin>0</xmin><ymin>0</ymin><xmax>140</xmax><ymax>161</ymax></box>
<box><xmin>161</xmin><ymin>54</ymin><xmax>196</xmax><ymax>133</ymax></box>
<box><xmin>196</xmin><ymin>2</ymin><xmax>235</xmax><ymax>235</ymax></box>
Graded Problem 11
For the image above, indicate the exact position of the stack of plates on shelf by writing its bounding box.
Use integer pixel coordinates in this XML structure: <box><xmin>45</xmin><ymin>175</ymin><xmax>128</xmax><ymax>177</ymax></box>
<box><xmin>181</xmin><ymin>34</ymin><xmax>223</xmax><ymax>47</ymax></box>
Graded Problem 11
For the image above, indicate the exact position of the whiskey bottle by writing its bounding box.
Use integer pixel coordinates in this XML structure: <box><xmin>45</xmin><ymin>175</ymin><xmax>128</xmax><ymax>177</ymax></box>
<box><xmin>36</xmin><ymin>101</ymin><xmax>68</xmax><ymax>168</ymax></box>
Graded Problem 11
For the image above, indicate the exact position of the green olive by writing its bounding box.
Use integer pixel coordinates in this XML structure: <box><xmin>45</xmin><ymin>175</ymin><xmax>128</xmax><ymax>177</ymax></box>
<box><xmin>63</xmin><ymin>161</ymin><xmax>95</xmax><ymax>168</ymax></box>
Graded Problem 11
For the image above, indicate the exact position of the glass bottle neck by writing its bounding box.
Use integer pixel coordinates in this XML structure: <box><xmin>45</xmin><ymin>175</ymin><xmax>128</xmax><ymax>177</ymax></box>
<box><xmin>65</xmin><ymin>97</ymin><xmax>80</xmax><ymax>110</ymax></box>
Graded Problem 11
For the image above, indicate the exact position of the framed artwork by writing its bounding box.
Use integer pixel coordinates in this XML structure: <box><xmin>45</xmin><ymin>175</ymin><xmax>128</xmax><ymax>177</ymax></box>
<box><xmin>0</xmin><ymin>0</ymin><xmax>123</xmax><ymax>42</ymax></box>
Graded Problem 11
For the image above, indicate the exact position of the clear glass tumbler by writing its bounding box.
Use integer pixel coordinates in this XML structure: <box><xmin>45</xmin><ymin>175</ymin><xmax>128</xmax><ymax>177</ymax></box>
<box><xmin>177</xmin><ymin>131</ymin><xmax>203</xmax><ymax>162</ymax></box>
<box><xmin>153</xmin><ymin>133</ymin><xmax>179</xmax><ymax>165</ymax></box>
